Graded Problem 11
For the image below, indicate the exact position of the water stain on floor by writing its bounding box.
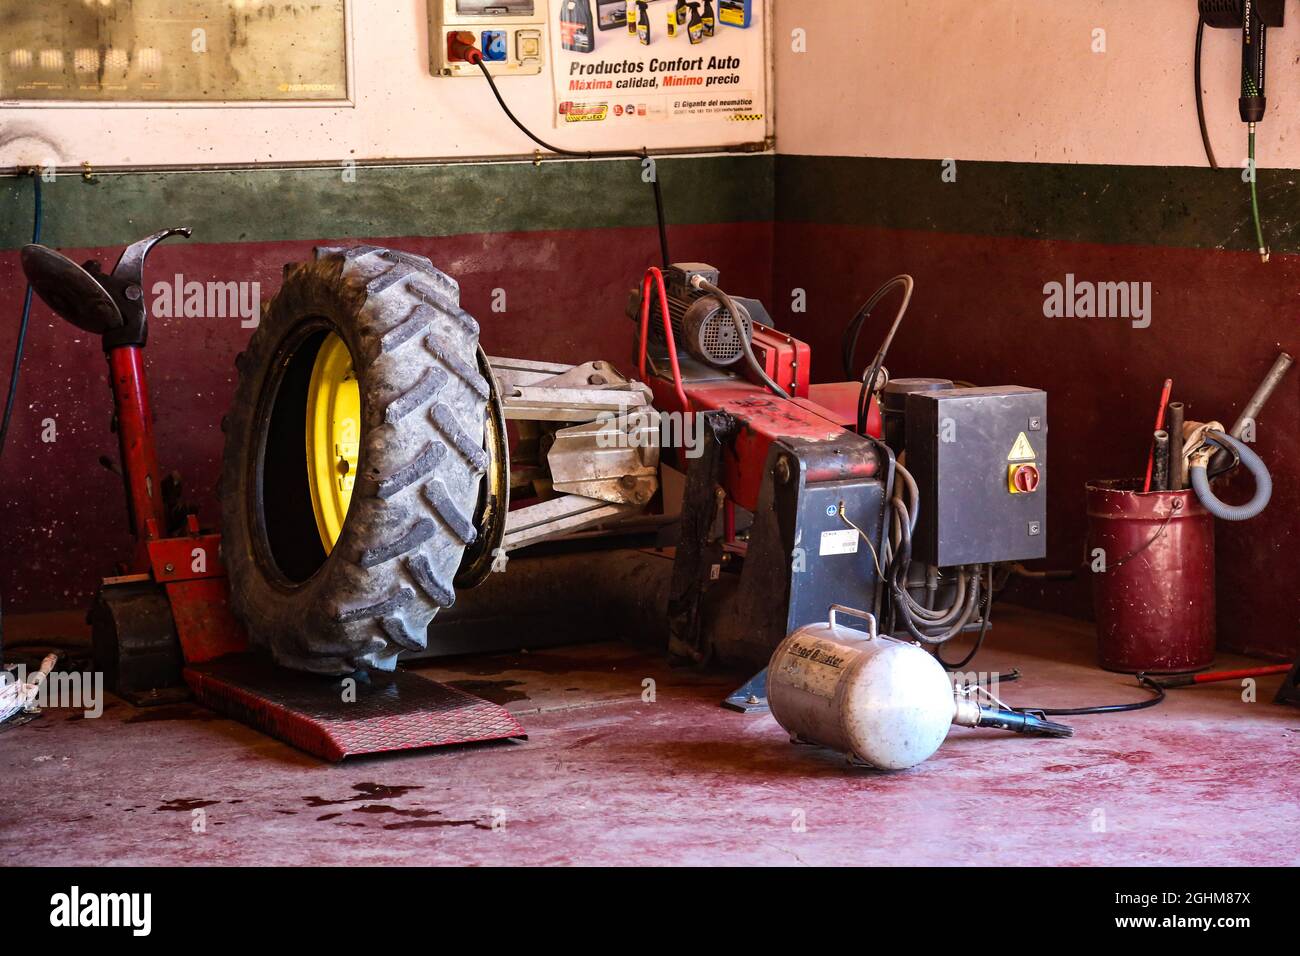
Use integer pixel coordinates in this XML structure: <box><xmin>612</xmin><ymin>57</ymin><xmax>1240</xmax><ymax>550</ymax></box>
<box><xmin>126</xmin><ymin>706</ymin><xmax>220</xmax><ymax>724</ymax></box>
<box><xmin>302</xmin><ymin>782</ymin><xmax>424</xmax><ymax>808</ymax></box>
<box><xmin>351</xmin><ymin>804</ymin><xmax>438</xmax><ymax>818</ymax></box>
<box><xmin>156</xmin><ymin>798</ymin><xmax>220</xmax><ymax>812</ymax></box>
<box><xmin>446</xmin><ymin>679</ymin><xmax>530</xmax><ymax>705</ymax></box>
<box><xmin>381</xmin><ymin>819</ymin><xmax>490</xmax><ymax>831</ymax></box>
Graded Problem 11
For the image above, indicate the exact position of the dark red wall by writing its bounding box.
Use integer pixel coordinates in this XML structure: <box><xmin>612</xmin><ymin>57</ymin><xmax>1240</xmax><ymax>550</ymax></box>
<box><xmin>774</xmin><ymin>221</ymin><xmax>1299</xmax><ymax>660</ymax></box>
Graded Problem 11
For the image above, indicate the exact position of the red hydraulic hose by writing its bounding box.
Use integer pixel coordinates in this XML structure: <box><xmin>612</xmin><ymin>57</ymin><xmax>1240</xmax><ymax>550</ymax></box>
<box><xmin>637</xmin><ymin>267</ymin><xmax>691</xmax><ymax>413</ymax></box>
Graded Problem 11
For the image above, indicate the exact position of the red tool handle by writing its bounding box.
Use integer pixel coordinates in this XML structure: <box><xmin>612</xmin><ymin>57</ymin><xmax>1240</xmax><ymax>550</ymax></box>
<box><xmin>1142</xmin><ymin>377</ymin><xmax>1173</xmax><ymax>493</ymax></box>
<box><xmin>1152</xmin><ymin>664</ymin><xmax>1292</xmax><ymax>687</ymax></box>
<box><xmin>637</xmin><ymin>267</ymin><xmax>691</xmax><ymax>413</ymax></box>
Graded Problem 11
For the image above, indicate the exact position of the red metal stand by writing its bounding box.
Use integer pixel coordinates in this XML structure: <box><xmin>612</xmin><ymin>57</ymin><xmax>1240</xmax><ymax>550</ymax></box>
<box><xmin>108</xmin><ymin>346</ymin><xmax>168</xmax><ymax>573</ymax></box>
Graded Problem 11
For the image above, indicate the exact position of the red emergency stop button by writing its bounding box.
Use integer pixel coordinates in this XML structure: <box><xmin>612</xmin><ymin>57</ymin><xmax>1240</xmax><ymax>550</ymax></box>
<box><xmin>1009</xmin><ymin>463</ymin><xmax>1040</xmax><ymax>494</ymax></box>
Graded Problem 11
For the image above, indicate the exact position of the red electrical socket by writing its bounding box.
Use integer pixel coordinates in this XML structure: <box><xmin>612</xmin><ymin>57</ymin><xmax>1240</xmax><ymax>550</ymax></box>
<box><xmin>447</xmin><ymin>31</ymin><xmax>483</xmax><ymax>64</ymax></box>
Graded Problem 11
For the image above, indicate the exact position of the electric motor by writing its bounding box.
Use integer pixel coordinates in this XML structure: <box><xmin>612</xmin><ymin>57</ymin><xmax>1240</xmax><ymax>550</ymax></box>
<box><xmin>634</xmin><ymin>262</ymin><xmax>755</xmax><ymax>367</ymax></box>
<box><xmin>676</xmin><ymin>289</ymin><xmax>752</xmax><ymax>367</ymax></box>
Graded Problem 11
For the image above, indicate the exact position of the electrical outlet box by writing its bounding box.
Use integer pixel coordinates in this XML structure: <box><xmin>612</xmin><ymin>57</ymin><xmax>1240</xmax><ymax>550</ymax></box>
<box><xmin>429</xmin><ymin>0</ymin><xmax>547</xmax><ymax>77</ymax></box>
<box><xmin>905</xmin><ymin>386</ymin><xmax>1048</xmax><ymax>567</ymax></box>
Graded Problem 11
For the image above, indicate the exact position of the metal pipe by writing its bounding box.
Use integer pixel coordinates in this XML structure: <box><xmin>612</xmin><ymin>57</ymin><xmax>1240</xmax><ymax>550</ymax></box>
<box><xmin>1167</xmin><ymin>402</ymin><xmax>1186</xmax><ymax>490</ymax></box>
<box><xmin>1210</xmin><ymin>351</ymin><xmax>1294</xmax><ymax>472</ymax></box>
<box><xmin>0</xmin><ymin>143</ymin><xmax>765</xmax><ymax>179</ymax></box>
<box><xmin>1152</xmin><ymin>429</ymin><xmax>1170</xmax><ymax>492</ymax></box>
<box><xmin>1142</xmin><ymin>378</ymin><xmax>1173</xmax><ymax>493</ymax></box>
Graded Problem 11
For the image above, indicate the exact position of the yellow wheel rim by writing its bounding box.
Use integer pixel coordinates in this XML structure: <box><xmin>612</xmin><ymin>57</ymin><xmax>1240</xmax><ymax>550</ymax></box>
<box><xmin>305</xmin><ymin>333</ymin><xmax>359</xmax><ymax>553</ymax></box>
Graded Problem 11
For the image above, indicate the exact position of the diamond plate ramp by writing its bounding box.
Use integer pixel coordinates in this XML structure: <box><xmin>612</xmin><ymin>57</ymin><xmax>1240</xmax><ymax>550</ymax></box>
<box><xmin>184</xmin><ymin>653</ymin><xmax>526</xmax><ymax>762</ymax></box>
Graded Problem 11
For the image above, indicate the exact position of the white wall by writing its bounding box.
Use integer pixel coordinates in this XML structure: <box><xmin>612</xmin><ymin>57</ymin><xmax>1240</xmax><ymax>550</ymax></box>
<box><xmin>774</xmin><ymin>0</ymin><xmax>1300</xmax><ymax>168</ymax></box>
<box><xmin>0</xmin><ymin>0</ymin><xmax>772</xmax><ymax>170</ymax></box>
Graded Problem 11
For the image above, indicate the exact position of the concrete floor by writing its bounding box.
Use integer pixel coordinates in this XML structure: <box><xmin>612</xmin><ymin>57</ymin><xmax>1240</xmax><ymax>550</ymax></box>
<box><xmin>2</xmin><ymin>605</ymin><xmax>1297</xmax><ymax>866</ymax></box>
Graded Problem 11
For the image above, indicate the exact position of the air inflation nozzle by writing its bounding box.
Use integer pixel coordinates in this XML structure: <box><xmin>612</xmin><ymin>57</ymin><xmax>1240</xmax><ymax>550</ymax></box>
<box><xmin>1239</xmin><ymin>2</ymin><xmax>1269</xmax><ymax>123</ymax></box>
<box><xmin>975</xmin><ymin>707</ymin><xmax>1074</xmax><ymax>738</ymax></box>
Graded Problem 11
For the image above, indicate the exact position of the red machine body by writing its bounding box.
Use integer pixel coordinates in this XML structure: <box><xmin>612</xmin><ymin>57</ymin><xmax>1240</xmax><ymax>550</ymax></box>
<box><xmin>142</xmin><ymin>513</ymin><xmax>244</xmax><ymax>664</ymax></box>
<box><xmin>636</xmin><ymin>267</ymin><xmax>882</xmax><ymax>512</ymax></box>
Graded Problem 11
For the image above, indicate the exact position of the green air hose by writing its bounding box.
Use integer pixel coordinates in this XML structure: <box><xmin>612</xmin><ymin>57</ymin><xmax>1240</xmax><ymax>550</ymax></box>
<box><xmin>1248</xmin><ymin>126</ymin><xmax>1269</xmax><ymax>262</ymax></box>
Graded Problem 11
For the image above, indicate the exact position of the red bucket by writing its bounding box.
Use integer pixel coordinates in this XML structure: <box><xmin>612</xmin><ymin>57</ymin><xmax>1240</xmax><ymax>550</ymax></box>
<box><xmin>1085</xmin><ymin>480</ymin><xmax>1215</xmax><ymax>673</ymax></box>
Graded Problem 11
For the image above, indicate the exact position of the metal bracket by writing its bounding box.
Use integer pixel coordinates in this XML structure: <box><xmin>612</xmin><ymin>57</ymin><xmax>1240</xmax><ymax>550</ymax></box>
<box><xmin>99</xmin><ymin>227</ymin><xmax>193</xmax><ymax>350</ymax></box>
<box><xmin>721</xmin><ymin>668</ymin><xmax>770</xmax><ymax>714</ymax></box>
<box><xmin>488</xmin><ymin>355</ymin><xmax>659</xmax><ymax>553</ymax></box>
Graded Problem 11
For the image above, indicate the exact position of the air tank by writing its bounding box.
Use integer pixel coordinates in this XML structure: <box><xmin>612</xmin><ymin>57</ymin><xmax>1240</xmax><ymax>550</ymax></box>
<box><xmin>767</xmin><ymin>606</ymin><xmax>957</xmax><ymax>770</ymax></box>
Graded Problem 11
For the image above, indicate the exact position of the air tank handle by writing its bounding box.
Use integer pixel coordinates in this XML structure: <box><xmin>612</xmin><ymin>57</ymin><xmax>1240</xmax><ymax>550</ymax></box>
<box><xmin>827</xmin><ymin>605</ymin><xmax>877</xmax><ymax>639</ymax></box>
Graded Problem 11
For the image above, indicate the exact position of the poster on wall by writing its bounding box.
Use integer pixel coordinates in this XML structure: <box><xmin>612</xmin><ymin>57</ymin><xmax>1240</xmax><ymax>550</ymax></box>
<box><xmin>0</xmin><ymin>0</ymin><xmax>348</xmax><ymax>103</ymax></box>
<box><xmin>551</xmin><ymin>0</ymin><xmax>765</xmax><ymax>129</ymax></box>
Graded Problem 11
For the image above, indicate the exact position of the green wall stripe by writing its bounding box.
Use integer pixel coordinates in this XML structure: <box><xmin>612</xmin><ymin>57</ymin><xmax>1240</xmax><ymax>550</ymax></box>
<box><xmin>10</xmin><ymin>152</ymin><xmax>1295</xmax><ymax>260</ymax></box>
<box><xmin>776</xmin><ymin>154</ymin><xmax>1297</xmax><ymax>255</ymax></box>
<box><xmin>0</xmin><ymin>154</ymin><xmax>773</xmax><ymax>250</ymax></box>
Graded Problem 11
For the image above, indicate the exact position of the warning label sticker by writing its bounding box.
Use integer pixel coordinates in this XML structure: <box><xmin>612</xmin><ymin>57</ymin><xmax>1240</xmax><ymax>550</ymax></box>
<box><xmin>1007</xmin><ymin>432</ymin><xmax>1036</xmax><ymax>461</ymax></box>
<box><xmin>819</xmin><ymin>529</ymin><xmax>859</xmax><ymax>556</ymax></box>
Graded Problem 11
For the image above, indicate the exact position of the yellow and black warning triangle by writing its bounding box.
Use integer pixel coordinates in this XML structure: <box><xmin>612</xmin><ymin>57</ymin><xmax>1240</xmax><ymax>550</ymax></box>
<box><xmin>1007</xmin><ymin>432</ymin><xmax>1036</xmax><ymax>461</ymax></box>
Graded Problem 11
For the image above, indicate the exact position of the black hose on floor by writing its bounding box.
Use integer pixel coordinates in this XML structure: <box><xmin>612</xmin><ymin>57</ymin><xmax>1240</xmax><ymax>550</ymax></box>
<box><xmin>1012</xmin><ymin>674</ymin><xmax>1166</xmax><ymax>717</ymax></box>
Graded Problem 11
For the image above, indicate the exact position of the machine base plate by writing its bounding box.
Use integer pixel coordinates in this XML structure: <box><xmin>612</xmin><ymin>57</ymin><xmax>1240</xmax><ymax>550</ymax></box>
<box><xmin>184</xmin><ymin>653</ymin><xmax>527</xmax><ymax>762</ymax></box>
<box><xmin>721</xmin><ymin>667</ymin><xmax>771</xmax><ymax>713</ymax></box>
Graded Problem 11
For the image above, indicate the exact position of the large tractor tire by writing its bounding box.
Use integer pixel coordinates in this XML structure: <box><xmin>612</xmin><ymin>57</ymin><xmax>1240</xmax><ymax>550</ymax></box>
<box><xmin>220</xmin><ymin>246</ymin><xmax>490</xmax><ymax>674</ymax></box>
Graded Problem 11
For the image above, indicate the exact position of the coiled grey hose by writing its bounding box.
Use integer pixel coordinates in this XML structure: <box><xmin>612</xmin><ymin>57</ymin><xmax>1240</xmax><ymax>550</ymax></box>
<box><xmin>889</xmin><ymin>461</ymin><xmax>965</xmax><ymax>624</ymax></box>
<box><xmin>893</xmin><ymin>459</ymin><xmax>920</xmax><ymax>535</ymax></box>
<box><xmin>1191</xmin><ymin>431</ymin><xmax>1272</xmax><ymax>521</ymax></box>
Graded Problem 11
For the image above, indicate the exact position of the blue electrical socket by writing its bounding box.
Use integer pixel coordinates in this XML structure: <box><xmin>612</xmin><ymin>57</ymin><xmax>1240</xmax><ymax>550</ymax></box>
<box><xmin>481</xmin><ymin>30</ymin><xmax>508</xmax><ymax>61</ymax></box>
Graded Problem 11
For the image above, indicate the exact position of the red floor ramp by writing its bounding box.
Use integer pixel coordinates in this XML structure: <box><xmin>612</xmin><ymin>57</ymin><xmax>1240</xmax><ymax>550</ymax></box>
<box><xmin>184</xmin><ymin>653</ymin><xmax>527</xmax><ymax>762</ymax></box>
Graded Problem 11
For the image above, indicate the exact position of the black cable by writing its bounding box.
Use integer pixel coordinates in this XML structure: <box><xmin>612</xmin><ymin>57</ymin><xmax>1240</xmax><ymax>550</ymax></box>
<box><xmin>928</xmin><ymin>560</ymin><xmax>1165</xmax><ymax>712</ymax></box>
<box><xmin>474</xmin><ymin>58</ymin><xmax>671</xmax><ymax>267</ymax></box>
<box><xmin>851</xmin><ymin>275</ymin><xmax>914</xmax><ymax>435</ymax></box>
<box><xmin>0</xmin><ymin>173</ymin><xmax>43</xmax><ymax>461</ymax></box>
<box><xmin>937</xmin><ymin>564</ymin><xmax>993</xmax><ymax>670</ymax></box>
<box><xmin>1195</xmin><ymin>16</ymin><xmax>1219</xmax><ymax>169</ymax></box>
<box><xmin>649</xmin><ymin>174</ymin><xmax>669</xmax><ymax>270</ymax></box>
<box><xmin>841</xmin><ymin>274</ymin><xmax>914</xmax><ymax>382</ymax></box>
<box><xmin>1012</xmin><ymin>674</ymin><xmax>1166</xmax><ymax>716</ymax></box>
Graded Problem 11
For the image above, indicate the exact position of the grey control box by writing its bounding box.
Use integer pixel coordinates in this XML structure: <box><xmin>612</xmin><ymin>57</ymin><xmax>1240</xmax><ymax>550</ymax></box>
<box><xmin>904</xmin><ymin>386</ymin><xmax>1047</xmax><ymax>567</ymax></box>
